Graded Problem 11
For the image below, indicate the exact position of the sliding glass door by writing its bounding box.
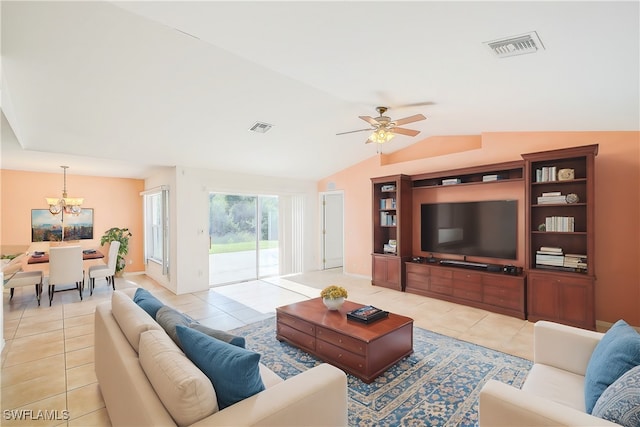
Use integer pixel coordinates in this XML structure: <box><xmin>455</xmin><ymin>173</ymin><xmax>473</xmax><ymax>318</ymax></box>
<box><xmin>209</xmin><ymin>193</ymin><xmax>278</xmax><ymax>286</ymax></box>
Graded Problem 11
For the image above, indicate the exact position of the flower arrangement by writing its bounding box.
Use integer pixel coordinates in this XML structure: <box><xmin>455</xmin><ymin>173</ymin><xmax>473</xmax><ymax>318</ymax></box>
<box><xmin>320</xmin><ymin>285</ymin><xmax>348</xmax><ymax>300</ymax></box>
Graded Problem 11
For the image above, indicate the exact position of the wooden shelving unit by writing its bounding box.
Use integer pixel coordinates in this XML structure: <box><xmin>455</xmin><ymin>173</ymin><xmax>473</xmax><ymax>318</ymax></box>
<box><xmin>412</xmin><ymin>160</ymin><xmax>524</xmax><ymax>188</ymax></box>
<box><xmin>371</xmin><ymin>175</ymin><xmax>412</xmax><ymax>291</ymax></box>
<box><xmin>522</xmin><ymin>144</ymin><xmax>598</xmax><ymax>329</ymax></box>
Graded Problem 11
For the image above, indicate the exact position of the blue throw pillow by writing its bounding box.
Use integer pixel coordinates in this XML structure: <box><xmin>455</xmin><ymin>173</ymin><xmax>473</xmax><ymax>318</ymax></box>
<box><xmin>584</xmin><ymin>319</ymin><xmax>640</xmax><ymax>413</ymax></box>
<box><xmin>133</xmin><ymin>288</ymin><xmax>164</xmax><ymax>318</ymax></box>
<box><xmin>188</xmin><ymin>323</ymin><xmax>246</xmax><ymax>348</ymax></box>
<box><xmin>175</xmin><ymin>325</ymin><xmax>265</xmax><ymax>409</ymax></box>
<box><xmin>592</xmin><ymin>365</ymin><xmax>640</xmax><ymax>426</ymax></box>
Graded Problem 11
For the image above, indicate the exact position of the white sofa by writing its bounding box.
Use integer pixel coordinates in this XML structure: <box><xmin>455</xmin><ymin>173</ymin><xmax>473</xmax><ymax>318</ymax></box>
<box><xmin>95</xmin><ymin>288</ymin><xmax>348</xmax><ymax>426</ymax></box>
<box><xmin>479</xmin><ymin>321</ymin><xmax>619</xmax><ymax>426</ymax></box>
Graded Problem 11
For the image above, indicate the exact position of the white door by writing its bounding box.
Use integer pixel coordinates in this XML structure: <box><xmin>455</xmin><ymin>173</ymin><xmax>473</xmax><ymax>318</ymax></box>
<box><xmin>322</xmin><ymin>192</ymin><xmax>343</xmax><ymax>269</ymax></box>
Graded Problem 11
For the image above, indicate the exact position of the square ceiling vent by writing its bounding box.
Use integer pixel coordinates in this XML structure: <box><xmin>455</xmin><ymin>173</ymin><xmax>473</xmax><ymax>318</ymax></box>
<box><xmin>249</xmin><ymin>122</ymin><xmax>273</xmax><ymax>133</ymax></box>
<box><xmin>485</xmin><ymin>31</ymin><xmax>545</xmax><ymax>58</ymax></box>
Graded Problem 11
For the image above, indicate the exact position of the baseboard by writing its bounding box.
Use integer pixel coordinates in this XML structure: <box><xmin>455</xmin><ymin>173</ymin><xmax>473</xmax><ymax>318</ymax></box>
<box><xmin>596</xmin><ymin>319</ymin><xmax>640</xmax><ymax>333</ymax></box>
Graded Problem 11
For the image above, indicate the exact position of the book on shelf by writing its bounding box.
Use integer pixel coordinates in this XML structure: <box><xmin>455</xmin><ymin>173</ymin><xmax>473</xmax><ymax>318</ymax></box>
<box><xmin>347</xmin><ymin>305</ymin><xmax>389</xmax><ymax>324</ymax></box>
<box><xmin>442</xmin><ymin>178</ymin><xmax>461</xmax><ymax>185</ymax></box>
<box><xmin>380</xmin><ymin>212</ymin><xmax>397</xmax><ymax>226</ymax></box>
<box><xmin>482</xmin><ymin>174</ymin><xmax>503</xmax><ymax>182</ymax></box>
<box><xmin>544</xmin><ymin>216</ymin><xmax>575</xmax><ymax>232</ymax></box>
<box><xmin>536</xmin><ymin>166</ymin><xmax>558</xmax><ymax>182</ymax></box>
<box><xmin>379</xmin><ymin>198</ymin><xmax>396</xmax><ymax>209</ymax></box>
<box><xmin>537</xmin><ymin>195</ymin><xmax>568</xmax><ymax>204</ymax></box>
<box><xmin>541</xmin><ymin>191</ymin><xmax>562</xmax><ymax>196</ymax></box>
<box><xmin>540</xmin><ymin>246</ymin><xmax>563</xmax><ymax>253</ymax></box>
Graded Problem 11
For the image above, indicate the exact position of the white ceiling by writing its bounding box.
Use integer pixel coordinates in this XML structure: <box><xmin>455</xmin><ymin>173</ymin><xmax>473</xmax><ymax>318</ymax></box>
<box><xmin>2</xmin><ymin>1</ymin><xmax>638</xmax><ymax>180</ymax></box>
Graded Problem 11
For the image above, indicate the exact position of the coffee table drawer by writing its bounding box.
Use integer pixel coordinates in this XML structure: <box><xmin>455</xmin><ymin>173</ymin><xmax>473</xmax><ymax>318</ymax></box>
<box><xmin>277</xmin><ymin>323</ymin><xmax>315</xmax><ymax>351</ymax></box>
<box><xmin>316</xmin><ymin>340</ymin><xmax>365</xmax><ymax>372</ymax></box>
<box><xmin>316</xmin><ymin>326</ymin><xmax>366</xmax><ymax>356</ymax></box>
<box><xmin>277</xmin><ymin>313</ymin><xmax>316</xmax><ymax>335</ymax></box>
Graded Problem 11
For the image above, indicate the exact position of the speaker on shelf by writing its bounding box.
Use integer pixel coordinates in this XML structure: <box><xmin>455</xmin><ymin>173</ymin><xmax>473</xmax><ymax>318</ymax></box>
<box><xmin>502</xmin><ymin>265</ymin><xmax>522</xmax><ymax>275</ymax></box>
<box><xmin>487</xmin><ymin>264</ymin><xmax>502</xmax><ymax>273</ymax></box>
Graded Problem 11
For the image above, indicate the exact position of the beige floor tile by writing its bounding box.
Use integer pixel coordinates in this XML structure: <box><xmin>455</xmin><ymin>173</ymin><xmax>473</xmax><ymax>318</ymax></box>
<box><xmin>2</xmin><ymin>354</ymin><xmax>65</xmax><ymax>386</ymax></box>
<box><xmin>63</xmin><ymin>313</ymin><xmax>93</xmax><ymax>329</ymax></box>
<box><xmin>14</xmin><ymin>319</ymin><xmax>64</xmax><ymax>339</ymax></box>
<box><xmin>66</xmin><ymin>382</ymin><xmax>105</xmax><ymax>420</ymax></box>
<box><xmin>65</xmin><ymin>346</ymin><xmax>94</xmax><ymax>369</ymax></box>
<box><xmin>1</xmin><ymin>392</ymin><xmax>68</xmax><ymax>427</ymax></box>
<box><xmin>66</xmin><ymin>362</ymin><xmax>98</xmax><ymax>391</ymax></box>
<box><xmin>68</xmin><ymin>407</ymin><xmax>111</xmax><ymax>426</ymax></box>
<box><xmin>63</xmin><ymin>322</ymin><xmax>94</xmax><ymax>339</ymax></box>
<box><xmin>4</xmin><ymin>331</ymin><xmax>65</xmax><ymax>367</ymax></box>
<box><xmin>2</xmin><ymin>370</ymin><xmax>67</xmax><ymax>409</ymax></box>
<box><xmin>65</xmin><ymin>333</ymin><xmax>94</xmax><ymax>352</ymax></box>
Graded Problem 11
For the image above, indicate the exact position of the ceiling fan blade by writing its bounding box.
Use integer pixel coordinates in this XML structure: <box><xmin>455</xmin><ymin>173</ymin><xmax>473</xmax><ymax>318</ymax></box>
<box><xmin>336</xmin><ymin>128</ymin><xmax>372</xmax><ymax>136</ymax></box>
<box><xmin>393</xmin><ymin>114</ymin><xmax>427</xmax><ymax>126</ymax></box>
<box><xmin>359</xmin><ymin>115</ymin><xmax>380</xmax><ymax>126</ymax></box>
<box><xmin>393</xmin><ymin>101</ymin><xmax>435</xmax><ymax>108</ymax></box>
<box><xmin>392</xmin><ymin>127</ymin><xmax>420</xmax><ymax>137</ymax></box>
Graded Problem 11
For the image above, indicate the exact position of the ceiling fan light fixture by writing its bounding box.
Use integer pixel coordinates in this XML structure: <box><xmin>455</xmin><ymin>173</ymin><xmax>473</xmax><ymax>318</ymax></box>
<box><xmin>369</xmin><ymin>128</ymin><xmax>395</xmax><ymax>144</ymax></box>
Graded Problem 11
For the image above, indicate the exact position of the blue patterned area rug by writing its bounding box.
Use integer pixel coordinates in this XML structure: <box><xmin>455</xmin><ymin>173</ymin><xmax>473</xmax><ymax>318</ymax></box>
<box><xmin>231</xmin><ymin>317</ymin><xmax>532</xmax><ymax>426</ymax></box>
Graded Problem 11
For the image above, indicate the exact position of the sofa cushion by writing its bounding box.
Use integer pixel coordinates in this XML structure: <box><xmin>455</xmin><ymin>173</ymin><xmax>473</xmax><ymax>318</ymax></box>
<box><xmin>111</xmin><ymin>290</ymin><xmax>162</xmax><ymax>353</ymax></box>
<box><xmin>189</xmin><ymin>323</ymin><xmax>246</xmax><ymax>348</ymax></box>
<box><xmin>139</xmin><ymin>330</ymin><xmax>218</xmax><ymax>427</ymax></box>
<box><xmin>133</xmin><ymin>288</ymin><xmax>165</xmax><ymax>319</ymax></box>
<box><xmin>175</xmin><ymin>325</ymin><xmax>265</xmax><ymax>410</ymax></box>
<box><xmin>592</xmin><ymin>364</ymin><xmax>640</xmax><ymax>427</ymax></box>
<box><xmin>584</xmin><ymin>319</ymin><xmax>640</xmax><ymax>413</ymax></box>
<box><xmin>521</xmin><ymin>363</ymin><xmax>587</xmax><ymax>411</ymax></box>
<box><xmin>156</xmin><ymin>306</ymin><xmax>192</xmax><ymax>347</ymax></box>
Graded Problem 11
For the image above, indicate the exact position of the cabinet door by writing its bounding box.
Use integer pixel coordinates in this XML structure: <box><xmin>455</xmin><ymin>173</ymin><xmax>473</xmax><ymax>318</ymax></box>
<box><xmin>372</xmin><ymin>255</ymin><xmax>402</xmax><ymax>290</ymax></box>
<box><xmin>528</xmin><ymin>273</ymin><xmax>560</xmax><ymax>320</ymax></box>
<box><xmin>528</xmin><ymin>272</ymin><xmax>594</xmax><ymax>329</ymax></box>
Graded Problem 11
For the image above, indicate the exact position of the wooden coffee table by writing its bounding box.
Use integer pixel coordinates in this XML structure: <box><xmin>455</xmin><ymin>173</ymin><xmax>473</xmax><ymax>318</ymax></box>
<box><xmin>276</xmin><ymin>297</ymin><xmax>413</xmax><ymax>383</ymax></box>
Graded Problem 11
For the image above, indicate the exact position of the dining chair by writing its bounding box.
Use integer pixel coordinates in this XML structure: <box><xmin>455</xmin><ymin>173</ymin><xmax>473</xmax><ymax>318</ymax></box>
<box><xmin>2</xmin><ymin>254</ymin><xmax>44</xmax><ymax>306</ymax></box>
<box><xmin>48</xmin><ymin>245</ymin><xmax>84</xmax><ymax>306</ymax></box>
<box><xmin>88</xmin><ymin>241</ymin><xmax>120</xmax><ymax>295</ymax></box>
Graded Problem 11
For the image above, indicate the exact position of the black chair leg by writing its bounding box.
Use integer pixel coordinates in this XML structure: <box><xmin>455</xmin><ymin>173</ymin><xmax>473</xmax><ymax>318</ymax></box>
<box><xmin>78</xmin><ymin>280</ymin><xmax>83</xmax><ymax>301</ymax></box>
<box><xmin>49</xmin><ymin>285</ymin><xmax>54</xmax><ymax>306</ymax></box>
<box><xmin>111</xmin><ymin>275</ymin><xmax>116</xmax><ymax>290</ymax></box>
<box><xmin>35</xmin><ymin>283</ymin><xmax>41</xmax><ymax>306</ymax></box>
<box><xmin>10</xmin><ymin>288</ymin><xmax>14</xmax><ymax>300</ymax></box>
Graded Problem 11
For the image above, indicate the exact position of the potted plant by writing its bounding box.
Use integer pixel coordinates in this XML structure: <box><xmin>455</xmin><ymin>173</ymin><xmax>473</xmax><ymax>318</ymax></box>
<box><xmin>320</xmin><ymin>285</ymin><xmax>348</xmax><ymax>310</ymax></box>
<box><xmin>100</xmin><ymin>227</ymin><xmax>132</xmax><ymax>274</ymax></box>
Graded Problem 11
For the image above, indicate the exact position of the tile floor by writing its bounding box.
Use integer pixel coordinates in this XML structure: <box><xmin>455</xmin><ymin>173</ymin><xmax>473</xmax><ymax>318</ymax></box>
<box><xmin>1</xmin><ymin>269</ymin><xmax>535</xmax><ymax>426</ymax></box>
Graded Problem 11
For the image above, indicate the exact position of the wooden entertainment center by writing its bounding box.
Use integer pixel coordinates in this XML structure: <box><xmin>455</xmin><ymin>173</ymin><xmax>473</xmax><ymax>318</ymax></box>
<box><xmin>371</xmin><ymin>144</ymin><xmax>597</xmax><ymax>329</ymax></box>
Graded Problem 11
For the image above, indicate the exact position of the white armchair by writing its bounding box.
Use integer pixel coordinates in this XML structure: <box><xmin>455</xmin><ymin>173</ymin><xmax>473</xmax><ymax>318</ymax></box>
<box><xmin>479</xmin><ymin>321</ymin><xmax>619</xmax><ymax>426</ymax></box>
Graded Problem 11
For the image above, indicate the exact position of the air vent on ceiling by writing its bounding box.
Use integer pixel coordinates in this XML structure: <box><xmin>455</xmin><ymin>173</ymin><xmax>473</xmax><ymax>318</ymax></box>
<box><xmin>485</xmin><ymin>31</ymin><xmax>544</xmax><ymax>58</ymax></box>
<box><xmin>249</xmin><ymin>122</ymin><xmax>273</xmax><ymax>133</ymax></box>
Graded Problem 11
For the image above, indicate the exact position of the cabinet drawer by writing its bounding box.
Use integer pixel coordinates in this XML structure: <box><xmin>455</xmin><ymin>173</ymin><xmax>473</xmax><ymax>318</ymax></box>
<box><xmin>431</xmin><ymin>268</ymin><xmax>453</xmax><ymax>279</ymax></box>
<box><xmin>483</xmin><ymin>275</ymin><xmax>523</xmax><ymax>290</ymax></box>
<box><xmin>430</xmin><ymin>277</ymin><xmax>453</xmax><ymax>295</ymax></box>
<box><xmin>277</xmin><ymin>323</ymin><xmax>315</xmax><ymax>351</ymax></box>
<box><xmin>277</xmin><ymin>313</ymin><xmax>315</xmax><ymax>335</ymax></box>
<box><xmin>453</xmin><ymin>280</ymin><xmax>482</xmax><ymax>302</ymax></box>
<box><xmin>406</xmin><ymin>271</ymin><xmax>429</xmax><ymax>287</ymax></box>
<box><xmin>453</xmin><ymin>271</ymin><xmax>482</xmax><ymax>283</ymax></box>
<box><xmin>316</xmin><ymin>327</ymin><xmax>366</xmax><ymax>356</ymax></box>
<box><xmin>484</xmin><ymin>285</ymin><xmax>521</xmax><ymax>310</ymax></box>
<box><xmin>316</xmin><ymin>340</ymin><xmax>366</xmax><ymax>372</ymax></box>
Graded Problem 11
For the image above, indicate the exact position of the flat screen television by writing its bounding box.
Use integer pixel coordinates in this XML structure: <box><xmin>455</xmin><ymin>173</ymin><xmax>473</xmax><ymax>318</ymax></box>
<box><xmin>420</xmin><ymin>200</ymin><xmax>517</xmax><ymax>260</ymax></box>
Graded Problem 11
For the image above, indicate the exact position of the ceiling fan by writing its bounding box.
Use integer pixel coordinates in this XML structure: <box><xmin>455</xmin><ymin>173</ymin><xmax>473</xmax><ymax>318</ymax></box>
<box><xmin>337</xmin><ymin>106</ymin><xmax>427</xmax><ymax>144</ymax></box>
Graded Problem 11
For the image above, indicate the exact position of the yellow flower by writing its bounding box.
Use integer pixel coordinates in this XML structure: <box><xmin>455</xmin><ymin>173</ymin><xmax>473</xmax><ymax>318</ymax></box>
<box><xmin>320</xmin><ymin>285</ymin><xmax>348</xmax><ymax>299</ymax></box>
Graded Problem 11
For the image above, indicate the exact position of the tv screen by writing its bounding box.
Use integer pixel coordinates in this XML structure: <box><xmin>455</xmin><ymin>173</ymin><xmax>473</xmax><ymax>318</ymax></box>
<box><xmin>420</xmin><ymin>200</ymin><xmax>517</xmax><ymax>260</ymax></box>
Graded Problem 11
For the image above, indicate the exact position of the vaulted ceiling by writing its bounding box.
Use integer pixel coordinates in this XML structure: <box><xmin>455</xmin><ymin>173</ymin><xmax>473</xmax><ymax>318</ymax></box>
<box><xmin>2</xmin><ymin>1</ymin><xmax>638</xmax><ymax>180</ymax></box>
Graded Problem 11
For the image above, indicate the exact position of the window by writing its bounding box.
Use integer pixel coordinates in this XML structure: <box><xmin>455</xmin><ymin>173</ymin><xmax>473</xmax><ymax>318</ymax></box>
<box><xmin>143</xmin><ymin>187</ymin><xmax>169</xmax><ymax>275</ymax></box>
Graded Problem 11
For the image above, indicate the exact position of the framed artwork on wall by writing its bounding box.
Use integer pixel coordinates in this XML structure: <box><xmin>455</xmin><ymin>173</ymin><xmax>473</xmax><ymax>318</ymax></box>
<box><xmin>31</xmin><ymin>208</ymin><xmax>94</xmax><ymax>242</ymax></box>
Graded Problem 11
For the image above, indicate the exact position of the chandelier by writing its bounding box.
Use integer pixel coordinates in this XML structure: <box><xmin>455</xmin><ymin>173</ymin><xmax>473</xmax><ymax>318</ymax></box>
<box><xmin>46</xmin><ymin>166</ymin><xmax>84</xmax><ymax>215</ymax></box>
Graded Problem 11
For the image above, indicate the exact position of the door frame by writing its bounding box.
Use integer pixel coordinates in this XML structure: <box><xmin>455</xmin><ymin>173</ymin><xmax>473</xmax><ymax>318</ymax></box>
<box><xmin>319</xmin><ymin>190</ymin><xmax>344</xmax><ymax>270</ymax></box>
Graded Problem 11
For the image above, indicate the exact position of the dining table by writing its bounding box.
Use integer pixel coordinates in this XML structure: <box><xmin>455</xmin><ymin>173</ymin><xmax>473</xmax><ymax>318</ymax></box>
<box><xmin>18</xmin><ymin>243</ymin><xmax>107</xmax><ymax>285</ymax></box>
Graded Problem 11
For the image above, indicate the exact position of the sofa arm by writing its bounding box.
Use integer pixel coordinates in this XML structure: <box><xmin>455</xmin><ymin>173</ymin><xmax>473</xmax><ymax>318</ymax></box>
<box><xmin>534</xmin><ymin>321</ymin><xmax>604</xmax><ymax>376</ymax></box>
<box><xmin>479</xmin><ymin>380</ymin><xmax>618</xmax><ymax>427</ymax></box>
<box><xmin>191</xmin><ymin>363</ymin><xmax>348</xmax><ymax>427</ymax></box>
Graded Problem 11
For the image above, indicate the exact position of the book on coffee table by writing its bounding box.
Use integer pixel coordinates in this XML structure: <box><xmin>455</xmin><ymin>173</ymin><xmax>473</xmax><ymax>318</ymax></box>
<box><xmin>347</xmin><ymin>305</ymin><xmax>389</xmax><ymax>324</ymax></box>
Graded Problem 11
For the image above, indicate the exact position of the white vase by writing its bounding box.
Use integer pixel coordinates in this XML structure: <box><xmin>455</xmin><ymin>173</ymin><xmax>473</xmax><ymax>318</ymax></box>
<box><xmin>323</xmin><ymin>297</ymin><xmax>344</xmax><ymax>310</ymax></box>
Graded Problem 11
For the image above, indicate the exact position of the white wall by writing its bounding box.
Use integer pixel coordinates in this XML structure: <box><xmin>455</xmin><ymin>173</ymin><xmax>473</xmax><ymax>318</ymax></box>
<box><xmin>145</xmin><ymin>166</ymin><xmax>318</xmax><ymax>295</ymax></box>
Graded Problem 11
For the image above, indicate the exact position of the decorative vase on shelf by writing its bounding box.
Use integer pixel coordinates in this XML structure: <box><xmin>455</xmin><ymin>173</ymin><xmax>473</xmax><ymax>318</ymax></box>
<box><xmin>323</xmin><ymin>297</ymin><xmax>344</xmax><ymax>311</ymax></box>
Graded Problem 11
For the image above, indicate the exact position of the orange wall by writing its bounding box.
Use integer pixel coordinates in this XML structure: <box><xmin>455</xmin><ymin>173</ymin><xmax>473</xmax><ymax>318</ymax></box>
<box><xmin>1</xmin><ymin>170</ymin><xmax>145</xmax><ymax>272</ymax></box>
<box><xmin>318</xmin><ymin>132</ymin><xmax>640</xmax><ymax>326</ymax></box>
